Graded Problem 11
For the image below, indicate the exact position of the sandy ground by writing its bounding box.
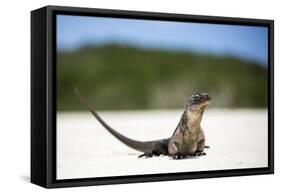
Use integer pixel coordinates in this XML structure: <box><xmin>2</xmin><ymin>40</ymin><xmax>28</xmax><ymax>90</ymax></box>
<box><xmin>57</xmin><ymin>109</ymin><xmax>268</xmax><ymax>180</ymax></box>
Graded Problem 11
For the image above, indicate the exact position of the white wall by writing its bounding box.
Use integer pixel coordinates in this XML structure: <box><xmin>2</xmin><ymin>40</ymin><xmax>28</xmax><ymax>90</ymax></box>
<box><xmin>0</xmin><ymin>0</ymin><xmax>279</xmax><ymax>193</ymax></box>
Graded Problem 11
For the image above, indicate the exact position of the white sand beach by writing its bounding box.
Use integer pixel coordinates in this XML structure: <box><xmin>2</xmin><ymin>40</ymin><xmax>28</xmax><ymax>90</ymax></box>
<box><xmin>56</xmin><ymin>109</ymin><xmax>268</xmax><ymax>179</ymax></box>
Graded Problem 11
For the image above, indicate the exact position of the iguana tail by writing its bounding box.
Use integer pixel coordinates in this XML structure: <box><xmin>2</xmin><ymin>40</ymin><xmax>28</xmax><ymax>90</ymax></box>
<box><xmin>74</xmin><ymin>87</ymin><xmax>159</xmax><ymax>153</ymax></box>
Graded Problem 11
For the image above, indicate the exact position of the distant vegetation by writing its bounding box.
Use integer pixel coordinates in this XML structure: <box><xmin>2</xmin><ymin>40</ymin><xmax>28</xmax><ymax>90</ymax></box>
<box><xmin>57</xmin><ymin>44</ymin><xmax>267</xmax><ymax>111</ymax></box>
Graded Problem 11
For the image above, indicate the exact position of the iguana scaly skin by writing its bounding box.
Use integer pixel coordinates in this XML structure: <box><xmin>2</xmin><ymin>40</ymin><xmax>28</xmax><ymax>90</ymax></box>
<box><xmin>74</xmin><ymin>88</ymin><xmax>211</xmax><ymax>159</ymax></box>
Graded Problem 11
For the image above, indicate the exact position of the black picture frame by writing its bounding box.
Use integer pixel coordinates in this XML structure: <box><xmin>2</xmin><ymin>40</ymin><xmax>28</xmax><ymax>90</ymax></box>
<box><xmin>31</xmin><ymin>5</ymin><xmax>274</xmax><ymax>188</ymax></box>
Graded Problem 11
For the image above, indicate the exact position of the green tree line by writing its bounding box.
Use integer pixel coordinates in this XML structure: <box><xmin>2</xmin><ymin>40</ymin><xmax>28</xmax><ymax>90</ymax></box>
<box><xmin>57</xmin><ymin>44</ymin><xmax>267</xmax><ymax>111</ymax></box>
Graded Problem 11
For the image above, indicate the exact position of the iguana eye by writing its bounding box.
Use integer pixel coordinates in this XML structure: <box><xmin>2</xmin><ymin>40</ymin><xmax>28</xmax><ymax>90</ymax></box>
<box><xmin>193</xmin><ymin>94</ymin><xmax>200</xmax><ymax>99</ymax></box>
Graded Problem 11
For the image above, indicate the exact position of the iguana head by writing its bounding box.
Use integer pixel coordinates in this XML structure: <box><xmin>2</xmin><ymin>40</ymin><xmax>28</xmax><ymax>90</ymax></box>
<box><xmin>186</xmin><ymin>93</ymin><xmax>211</xmax><ymax>112</ymax></box>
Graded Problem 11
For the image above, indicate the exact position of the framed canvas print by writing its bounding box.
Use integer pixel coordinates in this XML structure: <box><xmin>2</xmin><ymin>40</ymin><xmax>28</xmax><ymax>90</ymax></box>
<box><xmin>31</xmin><ymin>5</ymin><xmax>274</xmax><ymax>188</ymax></box>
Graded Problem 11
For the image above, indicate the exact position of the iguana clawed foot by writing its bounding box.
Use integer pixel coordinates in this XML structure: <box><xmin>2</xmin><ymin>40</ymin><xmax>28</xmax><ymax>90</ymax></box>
<box><xmin>172</xmin><ymin>154</ymin><xmax>185</xmax><ymax>159</ymax></box>
<box><xmin>194</xmin><ymin>151</ymin><xmax>206</xmax><ymax>156</ymax></box>
<box><xmin>138</xmin><ymin>153</ymin><xmax>153</xmax><ymax>158</ymax></box>
<box><xmin>171</xmin><ymin>151</ymin><xmax>206</xmax><ymax>159</ymax></box>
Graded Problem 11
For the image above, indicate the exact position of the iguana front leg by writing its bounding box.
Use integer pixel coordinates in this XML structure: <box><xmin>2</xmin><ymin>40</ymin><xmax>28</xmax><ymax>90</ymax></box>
<box><xmin>168</xmin><ymin>142</ymin><xmax>184</xmax><ymax>159</ymax></box>
<box><xmin>194</xmin><ymin>129</ymin><xmax>207</xmax><ymax>156</ymax></box>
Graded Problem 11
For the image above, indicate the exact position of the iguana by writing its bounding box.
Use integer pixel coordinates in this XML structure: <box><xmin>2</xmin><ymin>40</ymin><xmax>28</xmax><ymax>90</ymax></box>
<box><xmin>74</xmin><ymin>88</ymin><xmax>211</xmax><ymax>159</ymax></box>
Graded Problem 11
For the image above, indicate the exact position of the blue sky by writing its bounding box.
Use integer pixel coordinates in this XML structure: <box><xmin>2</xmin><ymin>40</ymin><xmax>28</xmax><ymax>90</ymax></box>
<box><xmin>57</xmin><ymin>15</ymin><xmax>268</xmax><ymax>65</ymax></box>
